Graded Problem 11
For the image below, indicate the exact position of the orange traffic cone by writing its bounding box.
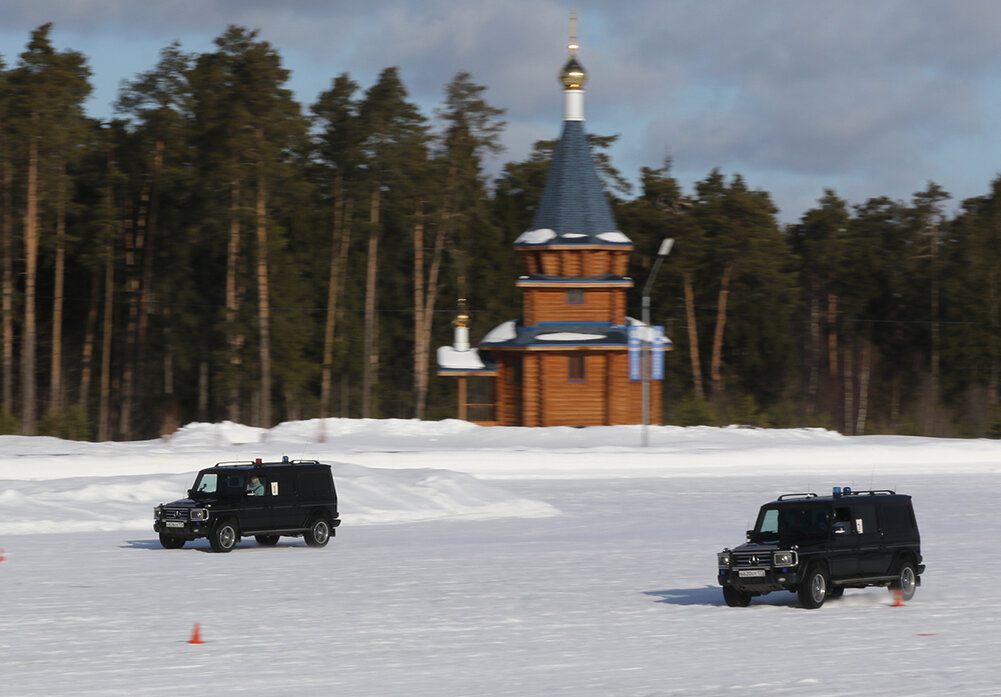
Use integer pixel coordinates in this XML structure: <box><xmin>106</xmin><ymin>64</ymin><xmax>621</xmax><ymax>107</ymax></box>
<box><xmin>892</xmin><ymin>589</ymin><xmax>905</xmax><ymax>607</ymax></box>
<box><xmin>188</xmin><ymin>623</ymin><xmax>204</xmax><ymax>644</ymax></box>
<box><xmin>0</xmin><ymin>548</ymin><xmax>5</xmax><ymax>562</ymax></box>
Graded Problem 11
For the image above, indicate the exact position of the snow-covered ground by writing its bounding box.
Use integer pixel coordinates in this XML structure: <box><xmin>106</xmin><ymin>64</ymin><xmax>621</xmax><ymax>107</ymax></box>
<box><xmin>2</xmin><ymin>419</ymin><xmax>1000</xmax><ymax>695</ymax></box>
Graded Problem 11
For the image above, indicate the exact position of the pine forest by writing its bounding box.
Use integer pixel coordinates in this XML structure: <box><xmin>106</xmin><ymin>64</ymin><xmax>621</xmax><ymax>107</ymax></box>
<box><xmin>3</xmin><ymin>24</ymin><xmax>1001</xmax><ymax>441</ymax></box>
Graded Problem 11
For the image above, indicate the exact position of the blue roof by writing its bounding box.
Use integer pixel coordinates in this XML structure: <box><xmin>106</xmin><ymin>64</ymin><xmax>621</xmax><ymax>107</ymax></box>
<box><xmin>521</xmin><ymin>120</ymin><xmax>626</xmax><ymax>245</ymax></box>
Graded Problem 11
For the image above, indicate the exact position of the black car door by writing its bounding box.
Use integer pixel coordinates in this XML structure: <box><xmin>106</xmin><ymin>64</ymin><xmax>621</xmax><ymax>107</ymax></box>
<box><xmin>237</xmin><ymin>472</ymin><xmax>273</xmax><ymax>532</ymax></box>
<box><xmin>827</xmin><ymin>504</ymin><xmax>859</xmax><ymax>579</ymax></box>
<box><xmin>268</xmin><ymin>469</ymin><xmax>301</xmax><ymax>529</ymax></box>
<box><xmin>852</xmin><ymin>502</ymin><xmax>887</xmax><ymax>576</ymax></box>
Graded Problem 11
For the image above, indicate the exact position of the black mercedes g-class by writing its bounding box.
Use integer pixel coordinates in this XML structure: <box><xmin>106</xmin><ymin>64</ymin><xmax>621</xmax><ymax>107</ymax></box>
<box><xmin>717</xmin><ymin>487</ymin><xmax>924</xmax><ymax>608</ymax></box>
<box><xmin>153</xmin><ymin>458</ymin><xmax>340</xmax><ymax>552</ymax></box>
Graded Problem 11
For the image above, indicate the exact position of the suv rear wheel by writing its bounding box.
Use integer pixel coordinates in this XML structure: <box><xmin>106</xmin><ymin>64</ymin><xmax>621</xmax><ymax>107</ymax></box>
<box><xmin>210</xmin><ymin>520</ymin><xmax>239</xmax><ymax>553</ymax></box>
<box><xmin>890</xmin><ymin>561</ymin><xmax>917</xmax><ymax>601</ymax></box>
<box><xmin>798</xmin><ymin>564</ymin><xmax>829</xmax><ymax>609</ymax></box>
<box><xmin>304</xmin><ymin>517</ymin><xmax>331</xmax><ymax>547</ymax></box>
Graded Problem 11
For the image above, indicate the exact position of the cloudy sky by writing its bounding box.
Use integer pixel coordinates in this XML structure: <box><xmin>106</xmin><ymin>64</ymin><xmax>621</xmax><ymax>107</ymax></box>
<box><xmin>3</xmin><ymin>0</ymin><xmax>1001</xmax><ymax>223</ymax></box>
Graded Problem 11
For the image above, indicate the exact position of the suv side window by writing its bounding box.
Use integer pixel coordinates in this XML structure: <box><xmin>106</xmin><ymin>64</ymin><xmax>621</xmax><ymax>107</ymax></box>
<box><xmin>270</xmin><ymin>471</ymin><xmax>297</xmax><ymax>499</ymax></box>
<box><xmin>879</xmin><ymin>502</ymin><xmax>916</xmax><ymax>535</ymax></box>
<box><xmin>834</xmin><ymin>506</ymin><xmax>853</xmax><ymax>533</ymax></box>
<box><xmin>299</xmin><ymin>468</ymin><xmax>332</xmax><ymax>496</ymax></box>
<box><xmin>852</xmin><ymin>502</ymin><xmax>878</xmax><ymax>535</ymax></box>
<box><xmin>246</xmin><ymin>474</ymin><xmax>267</xmax><ymax>496</ymax></box>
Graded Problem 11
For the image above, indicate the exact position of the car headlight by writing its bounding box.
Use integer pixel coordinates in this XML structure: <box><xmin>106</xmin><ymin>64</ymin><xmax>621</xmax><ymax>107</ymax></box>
<box><xmin>718</xmin><ymin>552</ymin><xmax>732</xmax><ymax>568</ymax></box>
<box><xmin>190</xmin><ymin>508</ymin><xmax>209</xmax><ymax>521</ymax></box>
<box><xmin>773</xmin><ymin>550</ymin><xmax>798</xmax><ymax>567</ymax></box>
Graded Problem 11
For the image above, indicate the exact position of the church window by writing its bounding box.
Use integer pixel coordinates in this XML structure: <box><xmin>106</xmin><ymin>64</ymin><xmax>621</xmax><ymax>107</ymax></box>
<box><xmin>569</xmin><ymin>355</ymin><xmax>585</xmax><ymax>381</ymax></box>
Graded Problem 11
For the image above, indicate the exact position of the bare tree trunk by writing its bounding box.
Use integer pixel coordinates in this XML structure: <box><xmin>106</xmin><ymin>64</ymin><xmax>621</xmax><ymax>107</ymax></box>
<box><xmin>79</xmin><ymin>267</ymin><xmax>100</xmax><ymax>414</ymax></box>
<box><xmin>928</xmin><ymin>228</ymin><xmax>940</xmax><ymax>435</ymax></box>
<box><xmin>827</xmin><ymin>292</ymin><xmax>839</xmax><ymax>379</ymax></box>
<box><xmin>49</xmin><ymin>168</ymin><xmax>67</xmax><ymax>417</ymax></box>
<box><xmin>362</xmin><ymin>187</ymin><xmax>381</xmax><ymax>418</ymax></box>
<box><xmin>119</xmin><ymin>200</ymin><xmax>138</xmax><ymax>439</ymax></box>
<box><xmin>255</xmin><ymin>141</ymin><xmax>272</xmax><ymax>428</ymax></box>
<box><xmin>136</xmin><ymin>138</ymin><xmax>163</xmax><ymax>431</ymax></box>
<box><xmin>198</xmin><ymin>360</ymin><xmax>209</xmax><ymax>422</ymax></box>
<box><xmin>806</xmin><ymin>294</ymin><xmax>821</xmax><ymax>419</ymax></box>
<box><xmin>319</xmin><ymin>177</ymin><xmax>352</xmax><ymax>436</ymax></box>
<box><xmin>709</xmin><ymin>261</ymin><xmax>734</xmax><ymax>398</ymax></box>
<box><xmin>98</xmin><ymin>234</ymin><xmax>115</xmax><ymax>441</ymax></box>
<box><xmin>413</xmin><ymin>205</ymin><xmax>425</xmax><ymax>420</ymax></box>
<box><xmin>856</xmin><ymin>337</ymin><xmax>871</xmax><ymax>436</ymax></box>
<box><xmin>21</xmin><ymin>134</ymin><xmax>39</xmax><ymax>435</ymax></box>
<box><xmin>842</xmin><ymin>344</ymin><xmax>854</xmax><ymax>436</ymax></box>
<box><xmin>416</xmin><ymin>219</ymin><xmax>447</xmax><ymax>419</ymax></box>
<box><xmin>2</xmin><ymin>158</ymin><xmax>14</xmax><ymax>414</ymax></box>
<box><xmin>989</xmin><ymin>269</ymin><xmax>999</xmax><ymax>408</ymax></box>
<box><xmin>682</xmin><ymin>271</ymin><xmax>704</xmax><ymax>400</ymax></box>
<box><xmin>225</xmin><ymin>175</ymin><xmax>242</xmax><ymax>423</ymax></box>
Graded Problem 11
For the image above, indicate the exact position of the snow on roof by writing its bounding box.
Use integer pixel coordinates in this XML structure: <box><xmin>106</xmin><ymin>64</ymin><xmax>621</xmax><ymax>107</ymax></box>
<box><xmin>535</xmin><ymin>332</ymin><xmax>607</xmax><ymax>341</ymax></box>
<box><xmin>597</xmin><ymin>231</ymin><xmax>630</xmax><ymax>244</ymax></box>
<box><xmin>436</xmin><ymin>346</ymin><xmax>487</xmax><ymax>371</ymax></box>
<box><xmin>481</xmin><ymin>320</ymin><xmax>518</xmax><ymax>344</ymax></box>
<box><xmin>514</xmin><ymin>228</ymin><xmax>557</xmax><ymax>244</ymax></box>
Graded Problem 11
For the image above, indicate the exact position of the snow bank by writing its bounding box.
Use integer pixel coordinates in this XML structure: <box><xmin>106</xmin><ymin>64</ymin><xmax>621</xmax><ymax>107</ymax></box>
<box><xmin>3</xmin><ymin>418</ymin><xmax>1001</xmax><ymax>536</ymax></box>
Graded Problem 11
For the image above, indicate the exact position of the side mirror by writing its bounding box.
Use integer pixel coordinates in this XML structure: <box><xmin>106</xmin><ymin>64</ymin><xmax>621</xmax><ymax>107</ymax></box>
<box><xmin>187</xmin><ymin>489</ymin><xmax>195</xmax><ymax>498</ymax></box>
<box><xmin>832</xmin><ymin>522</ymin><xmax>849</xmax><ymax>536</ymax></box>
<box><xmin>746</xmin><ymin>529</ymin><xmax>754</xmax><ymax>540</ymax></box>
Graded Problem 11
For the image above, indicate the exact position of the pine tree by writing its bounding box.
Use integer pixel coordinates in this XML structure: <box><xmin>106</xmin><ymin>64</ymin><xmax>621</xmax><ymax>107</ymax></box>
<box><xmin>188</xmin><ymin>26</ymin><xmax>311</xmax><ymax>427</ymax></box>
<box><xmin>0</xmin><ymin>54</ymin><xmax>13</xmax><ymax>424</ymax></box>
<box><xmin>6</xmin><ymin>24</ymin><xmax>92</xmax><ymax>435</ymax></box>
<box><xmin>421</xmin><ymin>72</ymin><xmax>506</xmax><ymax>419</ymax></box>
<box><xmin>115</xmin><ymin>41</ymin><xmax>192</xmax><ymax>436</ymax></box>
<box><xmin>356</xmin><ymin>67</ymin><xmax>428</xmax><ymax>418</ymax></box>
<box><xmin>312</xmin><ymin>73</ymin><xmax>362</xmax><ymax>429</ymax></box>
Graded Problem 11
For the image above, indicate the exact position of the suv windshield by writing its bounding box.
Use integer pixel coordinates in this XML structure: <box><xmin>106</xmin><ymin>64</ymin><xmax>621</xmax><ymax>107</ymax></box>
<box><xmin>191</xmin><ymin>470</ymin><xmax>246</xmax><ymax>498</ymax></box>
<box><xmin>754</xmin><ymin>503</ymin><xmax>831</xmax><ymax>543</ymax></box>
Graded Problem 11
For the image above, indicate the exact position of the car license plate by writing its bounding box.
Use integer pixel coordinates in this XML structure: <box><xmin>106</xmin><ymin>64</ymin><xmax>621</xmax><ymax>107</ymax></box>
<box><xmin>166</xmin><ymin>521</ymin><xmax>185</xmax><ymax>528</ymax></box>
<box><xmin>739</xmin><ymin>569</ymin><xmax>766</xmax><ymax>578</ymax></box>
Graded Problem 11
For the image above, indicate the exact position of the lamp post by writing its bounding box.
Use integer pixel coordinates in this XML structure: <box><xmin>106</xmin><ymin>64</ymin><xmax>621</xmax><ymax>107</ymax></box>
<box><xmin>641</xmin><ymin>237</ymin><xmax>674</xmax><ymax>447</ymax></box>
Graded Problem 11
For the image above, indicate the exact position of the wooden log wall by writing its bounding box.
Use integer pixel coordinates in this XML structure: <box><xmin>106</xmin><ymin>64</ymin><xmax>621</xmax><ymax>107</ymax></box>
<box><xmin>526</xmin><ymin>288</ymin><xmax>619</xmax><ymax>325</ymax></box>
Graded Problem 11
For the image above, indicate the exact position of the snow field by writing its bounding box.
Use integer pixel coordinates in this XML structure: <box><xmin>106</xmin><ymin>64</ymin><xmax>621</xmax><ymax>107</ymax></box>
<box><xmin>1</xmin><ymin>421</ymin><xmax>1000</xmax><ymax>695</ymax></box>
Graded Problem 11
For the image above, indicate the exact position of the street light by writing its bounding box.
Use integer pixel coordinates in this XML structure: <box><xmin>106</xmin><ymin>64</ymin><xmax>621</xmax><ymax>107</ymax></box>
<box><xmin>641</xmin><ymin>237</ymin><xmax>674</xmax><ymax>447</ymax></box>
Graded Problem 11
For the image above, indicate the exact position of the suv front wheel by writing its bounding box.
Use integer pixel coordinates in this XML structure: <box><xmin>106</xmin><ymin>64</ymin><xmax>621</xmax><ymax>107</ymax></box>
<box><xmin>159</xmin><ymin>532</ymin><xmax>185</xmax><ymax>549</ymax></box>
<box><xmin>210</xmin><ymin>520</ymin><xmax>239</xmax><ymax>553</ymax></box>
<box><xmin>722</xmin><ymin>586</ymin><xmax>752</xmax><ymax>607</ymax></box>
<box><xmin>798</xmin><ymin>564</ymin><xmax>829</xmax><ymax>609</ymax></box>
<box><xmin>304</xmin><ymin>517</ymin><xmax>331</xmax><ymax>547</ymax></box>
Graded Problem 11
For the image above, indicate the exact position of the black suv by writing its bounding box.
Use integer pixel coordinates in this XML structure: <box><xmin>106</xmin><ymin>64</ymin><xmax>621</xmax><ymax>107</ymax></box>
<box><xmin>153</xmin><ymin>458</ymin><xmax>340</xmax><ymax>552</ymax></box>
<box><xmin>717</xmin><ymin>487</ymin><xmax>924</xmax><ymax>608</ymax></box>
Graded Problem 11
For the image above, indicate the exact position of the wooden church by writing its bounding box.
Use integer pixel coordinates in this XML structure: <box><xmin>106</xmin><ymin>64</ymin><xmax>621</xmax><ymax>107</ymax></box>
<box><xmin>437</xmin><ymin>24</ymin><xmax>668</xmax><ymax>427</ymax></box>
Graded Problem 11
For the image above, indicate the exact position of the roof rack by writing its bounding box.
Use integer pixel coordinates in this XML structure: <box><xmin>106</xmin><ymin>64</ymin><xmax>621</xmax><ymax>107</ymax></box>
<box><xmin>777</xmin><ymin>492</ymin><xmax>818</xmax><ymax>500</ymax></box>
<box><xmin>833</xmin><ymin>488</ymin><xmax>895</xmax><ymax>498</ymax></box>
<box><xmin>212</xmin><ymin>459</ymin><xmax>322</xmax><ymax>468</ymax></box>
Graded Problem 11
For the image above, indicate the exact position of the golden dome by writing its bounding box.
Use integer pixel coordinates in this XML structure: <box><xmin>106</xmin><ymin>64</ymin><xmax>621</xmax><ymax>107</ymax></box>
<box><xmin>560</xmin><ymin>56</ymin><xmax>587</xmax><ymax>90</ymax></box>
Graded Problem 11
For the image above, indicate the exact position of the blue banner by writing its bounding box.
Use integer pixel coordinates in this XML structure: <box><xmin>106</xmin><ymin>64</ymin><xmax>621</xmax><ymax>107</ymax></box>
<box><xmin>628</xmin><ymin>325</ymin><xmax>641</xmax><ymax>380</ymax></box>
<box><xmin>652</xmin><ymin>326</ymin><xmax>666</xmax><ymax>380</ymax></box>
